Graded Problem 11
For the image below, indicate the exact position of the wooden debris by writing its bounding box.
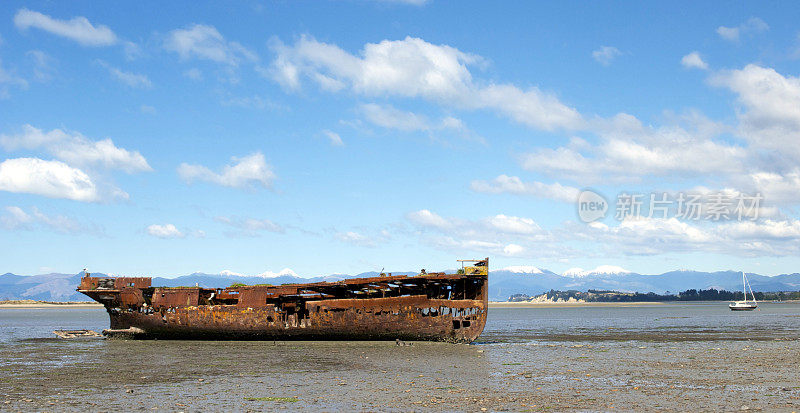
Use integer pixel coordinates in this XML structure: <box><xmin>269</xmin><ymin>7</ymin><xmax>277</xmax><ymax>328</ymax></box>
<box><xmin>53</xmin><ymin>329</ymin><xmax>102</xmax><ymax>339</ymax></box>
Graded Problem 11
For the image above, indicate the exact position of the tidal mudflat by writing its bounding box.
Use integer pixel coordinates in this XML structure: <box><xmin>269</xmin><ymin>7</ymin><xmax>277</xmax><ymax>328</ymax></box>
<box><xmin>1</xmin><ymin>303</ymin><xmax>799</xmax><ymax>411</ymax></box>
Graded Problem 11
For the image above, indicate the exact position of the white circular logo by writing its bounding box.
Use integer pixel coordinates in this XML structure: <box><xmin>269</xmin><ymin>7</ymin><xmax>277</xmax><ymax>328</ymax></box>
<box><xmin>577</xmin><ymin>190</ymin><xmax>608</xmax><ymax>222</ymax></box>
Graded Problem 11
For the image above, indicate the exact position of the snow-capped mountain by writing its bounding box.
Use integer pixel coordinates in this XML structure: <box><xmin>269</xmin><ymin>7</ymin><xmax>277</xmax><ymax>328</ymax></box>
<box><xmin>500</xmin><ymin>265</ymin><xmax>545</xmax><ymax>274</ymax></box>
<box><xmin>2</xmin><ymin>267</ymin><xmax>800</xmax><ymax>303</ymax></box>
<box><xmin>562</xmin><ymin>265</ymin><xmax>633</xmax><ymax>278</ymax></box>
<box><xmin>255</xmin><ymin>268</ymin><xmax>299</xmax><ymax>278</ymax></box>
<box><xmin>219</xmin><ymin>268</ymin><xmax>299</xmax><ymax>278</ymax></box>
<box><xmin>219</xmin><ymin>270</ymin><xmax>242</xmax><ymax>276</ymax></box>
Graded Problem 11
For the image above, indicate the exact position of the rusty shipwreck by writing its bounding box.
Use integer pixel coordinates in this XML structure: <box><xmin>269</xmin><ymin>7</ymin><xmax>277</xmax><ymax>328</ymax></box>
<box><xmin>78</xmin><ymin>258</ymin><xmax>489</xmax><ymax>343</ymax></box>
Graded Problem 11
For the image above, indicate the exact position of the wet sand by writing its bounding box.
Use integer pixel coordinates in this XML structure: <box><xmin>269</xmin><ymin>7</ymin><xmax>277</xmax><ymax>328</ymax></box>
<box><xmin>1</xmin><ymin>305</ymin><xmax>799</xmax><ymax>411</ymax></box>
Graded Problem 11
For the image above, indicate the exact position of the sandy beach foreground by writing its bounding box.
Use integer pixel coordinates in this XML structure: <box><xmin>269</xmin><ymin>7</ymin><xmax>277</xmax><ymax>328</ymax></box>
<box><xmin>1</xmin><ymin>304</ymin><xmax>799</xmax><ymax>411</ymax></box>
<box><xmin>2</xmin><ymin>332</ymin><xmax>798</xmax><ymax>411</ymax></box>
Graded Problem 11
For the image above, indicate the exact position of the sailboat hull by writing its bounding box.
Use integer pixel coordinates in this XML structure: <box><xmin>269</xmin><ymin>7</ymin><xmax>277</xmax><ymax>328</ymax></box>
<box><xmin>730</xmin><ymin>272</ymin><xmax>758</xmax><ymax>311</ymax></box>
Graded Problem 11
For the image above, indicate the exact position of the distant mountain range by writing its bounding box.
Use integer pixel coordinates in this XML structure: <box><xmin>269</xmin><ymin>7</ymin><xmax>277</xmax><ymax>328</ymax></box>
<box><xmin>2</xmin><ymin>267</ymin><xmax>799</xmax><ymax>302</ymax></box>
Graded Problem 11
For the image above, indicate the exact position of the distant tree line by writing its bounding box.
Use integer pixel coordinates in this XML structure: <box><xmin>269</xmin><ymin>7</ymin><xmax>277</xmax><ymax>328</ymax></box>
<box><xmin>509</xmin><ymin>289</ymin><xmax>800</xmax><ymax>302</ymax></box>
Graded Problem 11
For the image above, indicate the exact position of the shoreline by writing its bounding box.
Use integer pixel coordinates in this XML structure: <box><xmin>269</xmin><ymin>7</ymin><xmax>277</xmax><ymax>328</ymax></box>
<box><xmin>490</xmin><ymin>299</ymin><xmax>800</xmax><ymax>308</ymax></box>
<box><xmin>488</xmin><ymin>301</ymin><xmax>667</xmax><ymax>308</ymax></box>
<box><xmin>0</xmin><ymin>300</ymin><xmax>102</xmax><ymax>309</ymax></box>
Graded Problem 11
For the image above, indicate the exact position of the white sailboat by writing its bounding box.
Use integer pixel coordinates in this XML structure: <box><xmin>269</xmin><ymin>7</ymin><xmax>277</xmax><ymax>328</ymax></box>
<box><xmin>729</xmin><ymin>271</ymin><xmax>757</xmax><ymax>311</ymax></box>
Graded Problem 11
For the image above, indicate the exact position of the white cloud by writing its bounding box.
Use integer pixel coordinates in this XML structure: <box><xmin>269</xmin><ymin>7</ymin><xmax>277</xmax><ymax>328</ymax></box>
<box><xmin>716</xmin><ymin>26</ymin><xmax>740</xmax><ymax>42</ymax></box>
<box><xmin>177</xmin><ymin>152</ymin><xmax>275</xmax><ymax>189</ymax></box>
<box><xmin>710</xmin><ymin>64</ymin><xmax>800</xmax><ymax>163</ymax></box>
<box><xmin>146</xmin><ymin>224</ymin><xmax>184</xmax><ymax>239</ymax></box>
<box><xmin>0</xmin><ymin>158</ymin><xmax>106</xmax><ymax>202</ymax></box>
<box><xmin>499</xmin><ymin>63</ymin><xmax>800</xmax><ymax>213</ymax></box>
<box><xmin>486</xmin><ymin>214</ymin><xmax>541</xmax><ymax>235</ymax></box>
<box><xmin>184</xmin><ymin>68</ymin><xmax>202</xmax><ymax>80</ymax></box>
<box><xmin>358</xmin><ymin>103</ymin><xmax>470</xmax><ymax>135</ymax></box>
<box><xmin>470</xmin><ymin>175</ymin><xmax>580</xmax><ymax>203</ymax></box>
<box><xmin>408</xmin><ymin>207</ymin><xmax>800</xmax><ymax>260</ymax></box>
<box><xmin>268</xmin><ymin>35</ymin><xmax>480</xmax><ymax>98</ymax></box>
<box><xmin>717</xmin><ymin>17</ymin><xmax>769</xmax><ymax>42</ymax></box>
<box><xmin>0</xmin><ymin>58</ymin><xmax>29</xmax><ymax>98</ymax></box>
<box><xmin>0</xmin><ymin>206</ymin><xmax>33</xmax><ymax>230</ymax></box>
<box><xmin>720</xmin><ymin>219</ymin><xmax>800</xmax><ymax>240</ymax></box>
<box><xmin>592</xmin><ymin>46</ymin><xmax>621</xmax><ymax>66</ymax></box>
<box><xmin>219</xmin><ymin>269</ymin><xmax>242</xmax><ymax>276</ymax></box>
<box><xmin>26</xmin><ymin>50</ymin><xmax>56</xmax><ymax>82</ymax></box>
<box><xmin>503</xmin><ymin>244</ymin><xmax>525</xmax><ymax>256</ymax></box>
<box><xmin>164</xmin><ymin>24</ymin><xmax>257</xmax><ymax>66</ymax></box>
<box><xmin>743</xmin><ymin>170</ymin><xmax>800</xmax><ymax>205</ymax></box>
<box><xmin>520</xmin><ymin>112</ymin><xmax>744</xmax><ymax>183</ymax></box>
<box><xmin>336</xmin><ymin>231</ymin><xmax>370</xmax><ymax>246</ymax></box>
<box><xmin>406</xmin><ymin>209</ymin><xmax>559</xmax><ymax>258</ymax></box>
<box><xmin>322</xmin><ymin>130</ymin><xmax>344</xmax><ymax>146</ymax></box>
<box><xmin>333</xmin><ymin>228</ymin><xmax>391</xmax><ymax>248</ymax></box>
<box><xmin>425</xmin><ymin>235</ymin><xmax>542</xmax><ymax>259</ymax></box>
<box><xmin>219</xmin><ymin>94</ymin><xmax>279</xmax><ymax>110</ymax></box>
<box><xmin>140</xmin><ymin>105</ymin><xmax>157</xmax><ymax>114</ymax></box>
<box><xmin>0</xmin><ymin>206</ymin><xmax>87</xmax><ymax>234</ymax></box>
<box><xmin>409</xmin><ymin>209</ymin><xmax>545</xmax><ymax>238</ymax></box>
<box><xmin>681</xmin><ymin>51</ymin><xmax>708</xmax><ymax>70</ymax></box>
<box><xmin>406</xmin><ymin>209</ymin><xmax>452</xmax><ymax>229</ymax></box>
<box><xmin>1</xmin><ymin>124</ymin><xmax>152</xmax><ymax>173</ymax></box>
<box><xmin>360</xmin><ymin>103</ymin><xmax>431</xmax><ymax>131</ymax></box>
<box><xmin>215</xmin><ymin>215</ymin><xmax>285</xmax><ymax>237</ymax></box>
<box><xmin>14</xmin><ymin>9</ymin><xmax>117</xmax><ymax>47</ymax></box>
<box><xmin>97</xmin><ymin>60</ymin><xmax>152</xmax><ymax>89</ymax></box>
<box><xmin>28</xmin><ymin>207</ymin><xmax>83</xmax><ymax>233</ymax></box>
<box><xmin>268</xmin><ymin>35</ymin><xmax>584</xmax><ymax>131</ymax></box>
<box><xmin>472</xmin><ymin>84</ymin><xmax>584</xmax><ymax>131</ymax></box>
<box><xmin>565</xmin><ymin>215</ymin><xmax>800</xmax><ymax>257</ymax></box>
<box><xmin>123</xmin><ymin>41</ymin><xmax>143</xmax><ymax>60</ymax></box>
<box><xmin>671</xmin><ymin>186</ymin><xmax>780</xmax><ymax>220</ymax></box>
<box><xmin>218</xmin><ymin>92</ymin><xmax>285</xmax><ymax>110</ymax></box>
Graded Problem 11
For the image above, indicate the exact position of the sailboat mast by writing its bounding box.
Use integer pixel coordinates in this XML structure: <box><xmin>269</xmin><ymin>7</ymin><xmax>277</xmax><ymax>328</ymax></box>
<box><xmin>742</xmin><ymin>272</ymin><xmax>746</xmax><ymax>301</ymax></box>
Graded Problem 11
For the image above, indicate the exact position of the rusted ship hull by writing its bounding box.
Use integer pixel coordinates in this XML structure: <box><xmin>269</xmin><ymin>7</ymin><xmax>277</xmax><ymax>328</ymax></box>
<box><xmin>78</xmin><ymin>259</ymin><xmax>489</xmax><ymax>343</ymax></box>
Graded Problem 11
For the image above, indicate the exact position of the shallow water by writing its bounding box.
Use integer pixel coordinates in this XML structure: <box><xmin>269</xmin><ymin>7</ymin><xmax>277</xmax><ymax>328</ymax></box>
<box><xmin>483</xmin><ymin>302</ymin><xmax>800</xmax><ymax>342</ymax></box>
<box><xmin>1</xmin><ymin>302</ymin><xmax>799</xmax><ymax>411</ymax></box>
<box><xmin>4</xmin><ymin>301</ymin><xmax>798</xmax><ymax>344</ymax></box>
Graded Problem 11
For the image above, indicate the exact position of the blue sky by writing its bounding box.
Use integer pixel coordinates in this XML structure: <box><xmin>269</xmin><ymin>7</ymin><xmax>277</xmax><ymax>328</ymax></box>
<box><xmin>2</xmin><ymin>1</ymin><xmax>800</xmax><ymax>278</ymax></box>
